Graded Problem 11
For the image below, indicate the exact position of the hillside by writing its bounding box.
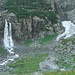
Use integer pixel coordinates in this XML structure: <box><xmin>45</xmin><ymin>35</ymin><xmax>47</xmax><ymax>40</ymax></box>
<box><xmin>0</xmin><ymin>0</ymin><xmax>75</xmax><ymax>75</ymax></box>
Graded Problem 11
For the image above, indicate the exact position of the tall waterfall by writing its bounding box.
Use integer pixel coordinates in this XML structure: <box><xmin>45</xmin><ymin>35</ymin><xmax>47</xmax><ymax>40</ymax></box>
<box><xmin>3</xmin><ymin>19</ymin><xmax>14</xmax><ymax>53</ymax></box>
<box><xmin>3</xmin><ymin>19</ymin><xmax>9</xmax><ymax>50</ymax></box>
<box><xmin>0</xmin><ymin>19</ymin><xmax>19</xmax><ymax>66</ymax></box>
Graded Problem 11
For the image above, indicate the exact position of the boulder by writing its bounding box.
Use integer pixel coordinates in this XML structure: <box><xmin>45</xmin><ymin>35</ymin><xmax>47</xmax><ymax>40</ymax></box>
<box><xmin>39</xmin><ymin>56</ymin><xmax>59</xmax><ymax>71</ymax></box>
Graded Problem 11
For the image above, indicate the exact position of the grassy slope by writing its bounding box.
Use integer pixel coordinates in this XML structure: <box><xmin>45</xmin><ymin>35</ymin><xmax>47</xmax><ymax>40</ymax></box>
<box><xmin>43</xmin><ymin>71</ymin><xmax>75</xmax><ymax>75</ymax></box>
<box><xmin>9</xmin><ymin>34</ymin><xmax>57</xmax><ymax>74</ymax></box>
<box><xmin>24</xmin><ymin>34</ymin><xmax>57</xmax><ymax>46</ymax></box>
<box><xmin>7</xmin><ymin>34</ymin><xmax>75</xmax><ymax>75</ymax></box>
<box><xmin>0</xmin><ymin>46</ymin><xmax>3</xmax><ymax>53</ymax></box>
<box><xmin>9</xmin><ymin>54</ymin><xmax>48</xmax><ymax>74</ymax></box>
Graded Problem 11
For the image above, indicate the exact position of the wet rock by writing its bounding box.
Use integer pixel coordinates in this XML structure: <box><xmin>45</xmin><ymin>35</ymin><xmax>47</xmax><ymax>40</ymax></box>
<box><xmin>55</xmin><ymin>0</ymin><xmax>75</xmax><ymax>22</ymax></box>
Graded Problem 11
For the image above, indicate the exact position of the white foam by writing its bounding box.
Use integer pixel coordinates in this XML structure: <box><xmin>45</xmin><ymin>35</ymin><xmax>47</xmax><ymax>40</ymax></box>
<box><xmin>56</xmin><ymin>21</ymin><xmax>75</xmax><ymax>41</ymax></box>
<box><xmin>0</xmin><ymin>19</ymin><xmax>19</xmax><ymax>66</ymax></box>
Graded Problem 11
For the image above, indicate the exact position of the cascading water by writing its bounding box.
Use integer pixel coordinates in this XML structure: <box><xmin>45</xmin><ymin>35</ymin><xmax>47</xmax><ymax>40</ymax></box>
<box><xmin>7</xmin><ymin>22</ymin><xmax>14</xmax><ymax>54</ymax></box>
<box><xmin>3</xmin><ymin>19</ymin><xmax>14</xmax><ymax>54</ymax></box>
<box><xmin>56</xmin><ymin>21</ymin><xmax>75</xmax><ymax>41</ymax></box>
<box><xmin>3</xmin><ymin>19</ymin><xmax>9</xmax><ymax>50</ymax></box>
<box><xmin>0</xmin><ymin>19</ymin><xmax>19</xmax><ymax>66</ymax></box>
<box><xmin>40</xmin><ymin>21</ymin><xmax>75</xmax><ymax>71</ymax></box>
<box><xmin>3</xmin><ymin>19</ymin><xmax>14</xmax><ymax>53</ymax></box>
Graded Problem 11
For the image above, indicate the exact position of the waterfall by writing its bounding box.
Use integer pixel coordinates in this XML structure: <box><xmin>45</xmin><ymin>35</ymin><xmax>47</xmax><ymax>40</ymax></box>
<box><xmin>3</xmin><ymin>19</ymin><xmax>9</xmax><ymax>50</ymax></box>
<box><xmin>8</xmin><ymin>22</ymin><xmax>14</xmax><ymax>54</ymax></box>
<box><xmin>3</xmin><ymin>19</ymin><xmax>14</xmax><ymax>54</ymax></box>
<box><xmin>56</xmin><ymin>21</ymin><xmax>75</xmax><ymax>41</ymax></box>
<box><xmin>0</xmin><ymin>19</ymin><xmax>19</xmax><ymax>66</ymax></box>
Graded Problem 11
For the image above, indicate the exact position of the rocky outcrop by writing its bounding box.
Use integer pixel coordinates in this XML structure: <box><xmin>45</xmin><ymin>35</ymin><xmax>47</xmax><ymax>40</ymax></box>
<box><xmin>54</xmin><ymin>37</ymin><xmax>75</xmax><ymax>70</ymax></box>
<box><xmin>39</xmin><ymin>36</ymin><xmax>75</xmax><ymax>71</ymax></box>
<box><xmin>0</xmin><ymin>0</ymin><xmax>63</xmax><ymax>43</ymax></box>
<box><xmin>54</xmin><ymin>0</ymin><xmax>75</xmax><ymax>23</ymax></box>
<box><xmin>39</xmin><ymin>56</ymin><xmax>59</xmax><ymax>71</ymax></box>
<box><xmin>0</xmin><ymin>10</ymin><xmax>62</xmax><ymax>42</ymax></box>
<box><xmin>0</xmin><ymin>0</ymin><xmax>75</xmax><ymax>43</ymax></box>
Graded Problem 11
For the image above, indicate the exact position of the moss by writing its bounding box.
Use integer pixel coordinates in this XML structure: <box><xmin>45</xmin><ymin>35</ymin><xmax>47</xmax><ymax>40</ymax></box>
<box><xmin>0</xmin><ymin>46</ymin><xmax>3</xmax><ymax>53</ymax></box>
<box><xmin>39</xmin><ymin>34</ymin><xmax>57</xmax><ymax>44</ymax></box>
<box><xmin>24</xmin><ymin>34</ymin><xmax>57</xmax><ymax>46</ymax></box>
<box><xmin>24</xmin><ymin>39</ymin><xmax>33</xmax><ymax>46</ymax></box>
<box><xmin>61</xmin><ymin>37</ymin><xmax>75</xmax><ymax>45</ymax></box>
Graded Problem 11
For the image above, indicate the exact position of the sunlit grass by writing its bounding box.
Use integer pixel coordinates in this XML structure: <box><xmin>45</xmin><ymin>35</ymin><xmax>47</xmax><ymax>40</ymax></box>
<box><xmin>3</xmin><ymin>70</ymin><xmax>75</xmax><ymax>75</ymax></box>
<box><xmin>42</xmin><ymin>70</ymin><xmax>75</xmax><ymax>75</ymax></box>
<box><xmin>8</xmin><ymin>34</ymin><xmax>75</xmax><ymax>75</ymax></box>
<box><xmin>24</xmin><ymin>39</ymin><xmax>33</xmax><ymax>46</ymax></box>
<box><xmin>9</xmin><ymin>54</ymin><xmax>48</xmax><ymax>74</ymax></box>
<box><xmin>24</xmin><ymin>34</ymin><xmax>57</xmax><ymax>46</ymax></box>
<box><xmin>39</xmin><ymin>34</ymin><xmax>57</xmax><ymax>44</ymax></box>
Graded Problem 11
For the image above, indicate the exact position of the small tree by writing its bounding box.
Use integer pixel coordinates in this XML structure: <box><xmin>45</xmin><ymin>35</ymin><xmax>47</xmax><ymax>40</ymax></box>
<box><xmin>5</xmin><ymin>0</ymin><xmax>58</xmax><ymax>37</ymax></box>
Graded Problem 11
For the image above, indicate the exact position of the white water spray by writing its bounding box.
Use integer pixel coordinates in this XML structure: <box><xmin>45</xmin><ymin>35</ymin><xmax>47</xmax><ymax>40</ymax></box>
<box><xmin>0</xmin><ymin>19</ymin><xmax>19</xmax><ymax>66</ymax></box>
<box><xmin>56</xmin><ymin>21</ymin><xmax>75</xmax><ymax>41</ymax></box>
<box><xmin>3</xmin><ymin>19</ymin><xmax>14</xmax><ymax>53</ymax></box>
<box><xmin>3</xmin><ymin>19</ymin><xmax>9</xmax><ymax>50</ymax></box>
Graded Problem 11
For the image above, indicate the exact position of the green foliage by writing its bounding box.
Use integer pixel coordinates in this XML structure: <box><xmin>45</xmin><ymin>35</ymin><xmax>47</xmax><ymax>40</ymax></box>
<box><xmin>0</xmin><ymin>71</ymin><xmax>75</xmax><ymax>75</ymax></box>
<box><xmin>61</xmin><ymin>37</ymin><xmax>75</xmax><ymax>45</ymax></box>
<box><xmin>5</xmin><ymin>0</ymin><xmax>58</xmax><ymax>24</ymax></box>
<box><xmin>9</xmin><ymin>54</ymin><xmax>48</xmax><ymax>74</ymax></box>
<box><xmin>42</xmin><ymin>71</ymin><xmax>75</xmax><ymax>75</ymax></box>
<box><xmin>24</xmin><ymin>34</ymin><xmax>57</xmax><ymax>46</ymax></box>
<box><xmin>39</xmin><ymin>34</ymin><xmax>57</xmax><ymax>44</ymax></box>
<box><xmin>24</xmin><ymin>39</ymin><xmax>33</xmax><ymax>46</ymax></box>
<box><xmin>0</xmin><ymin>46</ymin><xmax>3</xmax><ymax>53</ymax></box>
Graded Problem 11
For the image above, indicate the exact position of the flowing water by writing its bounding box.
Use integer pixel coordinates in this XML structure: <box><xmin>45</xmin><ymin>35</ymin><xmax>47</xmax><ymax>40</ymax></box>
<box><xmin>0</xmin><ymin>19</ymin><xmax>19</xmax><ymax>66</ymax></box>
<box><xmin>56</xmin><ymin>21</ymin><xmax>75</xmax><ymax>41</ymax></box>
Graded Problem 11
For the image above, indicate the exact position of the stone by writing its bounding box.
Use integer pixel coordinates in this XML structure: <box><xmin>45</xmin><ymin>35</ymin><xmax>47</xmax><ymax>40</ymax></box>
<box><xmin>0</xmin><ymin>0</ymin><xmax>62</xmax><ymax>42</ymax></box>
<box><xmin>55</xmin><ymin>0</ymin><xmax>75</xmax><ymax>21</ymax></box>
<box><xmin>33</xmin><ymin>72</ymin><xmax>43</xmax><ymax>75</ymax></box>
<box><xmin>8</xmin><ymin>13</ymin><xmax>16</xmax><ymax>17</ymax></box>
<box><xmin>39</xmin><ymin>56</ymin><xmax>59</xmax><ymax>71</ymax></box>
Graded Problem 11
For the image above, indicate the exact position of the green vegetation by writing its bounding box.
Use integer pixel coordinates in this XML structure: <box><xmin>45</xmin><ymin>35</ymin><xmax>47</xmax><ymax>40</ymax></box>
<box><xmin>0</xmin><ymin>71</ymin><xmax>75</xmax><ymax>75</ymax></box>
<box><xmin>6</xmin><ymin>35</ymin><xmax>75</xmax><ymax>75</ymax></box>
<box><xmin>0</xmin><ymin>46</ymin><xmax>3</xmax><ymax>53</ymax></box>
<box><xmin>42</xmin><ymin>71</ymin><xmax>75</xmax><ymax>75</ymax></box>
<box><xmin>53</xmin><ymin>36</ymin><xmax>75</xmax><ymax>70</ymax></box>
<box><xmin>5</xmin><ymin>0</ymin><xmax>58</xmax><ymax>24</ymax></box>
<box><xmin>24</xmin><ymin>34</ymin><xmax>57</xmax><ymax>46</ymax></box>
<box><xmin>9</xmin><ymin>53</ymin><xmax>75</xmax><ymax>75</ymax></box>
<box><xmin>39</xmin><ymin>34</ymin><xmax>57</xmax><ymax>44</ymax></box>
<box><xmin>61</xmin><ymin>37</ymin><xmax>75</xmax><ymax>45</ymax></box>
<box><xmin>9</xmin><ymin>54</ymin><xmax>48</xmax><ymax>74</ymax></box>
<box><xmin>24</xmin><ymin>39</ymin><xmax>33</xmax><ymax>46</ymax></box>
<box><xmin>1</xmin><ymin>70</ymin><xmax>75</xmax><ymax>75</ymax></box>
<box><xmin>5</xmin><ymin>0</ymin><xmax>58</xmax><ymax>37</ymax></box>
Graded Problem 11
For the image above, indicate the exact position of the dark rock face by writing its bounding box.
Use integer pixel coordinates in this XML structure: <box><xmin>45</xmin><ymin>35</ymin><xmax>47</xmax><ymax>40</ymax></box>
<box><xmin>55</xmin><ymin>0</ymin><xmax>75</xmax><ymax>23</ymax></box>
<box><xmin>0</xmin><ymin>10</ymin><xmax>62</xmax><ymax>43</ymax></box>
<box><xmin>0</xmin><ymin>0</ymin><xmax>63</xmax><ymax>43</ymax></box>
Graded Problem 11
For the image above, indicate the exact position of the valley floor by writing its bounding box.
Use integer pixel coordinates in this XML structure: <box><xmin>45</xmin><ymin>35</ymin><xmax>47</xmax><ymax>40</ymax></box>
<box><xmin>1</xmin><ymin>34</ymin><xmax>75</xmax><ymax>75</ymax></box>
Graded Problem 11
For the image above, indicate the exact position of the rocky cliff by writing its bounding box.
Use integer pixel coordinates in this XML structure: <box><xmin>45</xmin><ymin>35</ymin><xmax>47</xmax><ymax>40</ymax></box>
<box><xmin>54</xmin><ymin>0</ymin><xmax>75</xmax><ymax>23</ymax></box>
<box><xmin>0</xmin><ymin>0</ymin><xmax>62</xmax><ymax>42</ymax></box>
